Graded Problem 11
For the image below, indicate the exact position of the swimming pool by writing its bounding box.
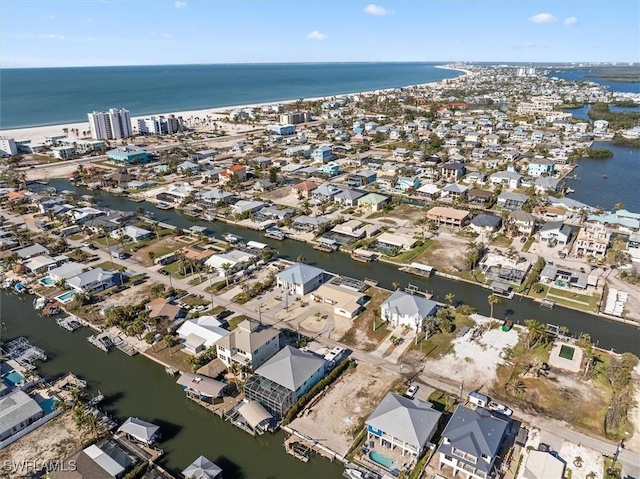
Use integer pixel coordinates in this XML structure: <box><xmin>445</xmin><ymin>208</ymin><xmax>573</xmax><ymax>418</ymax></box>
<box><xmin>55</xmin><ymin>291</ymin><xmax>75</xmax><ymax>303</ymax></box>
<box><xmin>3</xmin><ymin>371</ymin><xmax>24</xmax><ymax>387</ymax></box>
<box><xmin>40</xmin><ymin>277</ymin><xmax>55</xmax><ymax>286</ymax></box>
<box><xmin>555</xmin><ymin>279</ymin><xmax>567</xmax><ymax>288</ymax></box>
<box><xmin>369</xmin><ymin>450</ymin><xmax>396</xmax><ymax>470</ymax></box>
<box><xmin>39</xmin><ymin>397</ymin><xmax>58</xmax><ymax>414</ymax></box>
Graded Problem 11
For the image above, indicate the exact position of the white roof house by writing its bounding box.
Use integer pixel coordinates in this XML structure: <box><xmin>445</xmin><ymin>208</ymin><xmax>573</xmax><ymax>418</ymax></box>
<box><xmin>0</xmin><ymin>390</ymin><xmax>45</xmax><ymax>442</ymax></box>
<box><xmin>177</xmin><ymin>316</ymin><xmax>230</xmax><ymax>355</ymax></box>
<box><xmin>204</xmin><ymin>250</ymin><xmax>257</xmax><ymax>275</ymax></box>
<box><xmin>67</xmin><ymin>268</ymin><xmax>114</xmax><ymax>294</ymax></box>
<box><xmin>381</xmin><ymin>290</ymin><xmax>438</xmax><ymax>332</ymax></box>
<box><xmin>522</xmin><ymin>450</ymin><xmax>565</xmax><ymax>479</ymax></box>
<box><xmin>48</xmin><ymin>262</ymin><xmax>86</xmax><ymax>281</ymax></box>
<box><xmin>182</xmin><ymin>455</ymin><xmax>223</xmax><ymax>479</ymax></box>
<box><xmin>276</xmin><ymin>262</ymin><xmax>326</xmax><ymax>295</ymax></box>
<box><xmin>366</xmin><ymin>392</ymin><xmax>441</xmax><ymax>457</ymax></box>
<box><xmin>111</xmin><ymin>225</ymin><xmax>152</xmax><ymax>242</ymax></box>
<box><xmin>117</xmin><ymin>417</ymin><xmax>160</xmax><ymax>445</ymax></box>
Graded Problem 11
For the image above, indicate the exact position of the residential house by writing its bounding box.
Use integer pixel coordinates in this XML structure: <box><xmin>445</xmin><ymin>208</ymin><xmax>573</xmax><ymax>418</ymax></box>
<box><xmin>311</xmin><ymin>283</ymin><xmax>366</xmax><ymax>318</ymax></box>
<box><xmin>197</xmin><ymin>188</ymin><xmax>234</xmax><ymax>205</ymax></box>
<box><xmin>522</xmin><ymin>450</ymin><xmax>565</xmax><ymax>479</ymax></box>
<box><xmin>244</xmin><ymin>346</ymin><xmax>326</xmax><ymax>419</ymax></box>
<box><xmin>145</xmin><ymin>297</ymin><xmax>185</xmax><ymax>324</ymax></box>
<box><xmin>464</xmin><ymin>171</ymin><xmax>487</xmax><ymax>185</ymax></box>
<box><xmin>441</xmin><ymin>162</ymin><xmax>466</xmax><ymax>182</ymax></box>
<box><xmin>441</xmin><ymin>183</ymin><xmax>468</xmax><ymax>200</ymax></box>
<box><xmin>497</xmin><ymin>192</ymin><xmax>528</xmax><ymax>211</ymax></box>
<box><xmin>292</xmin><ymin>215</ymin><xmax>330</xmax><ymax>232</ymax></box>
<box><xmin>311</xmin><ymin>145</ymin><xmax>334</xmax><ymax>163</ymax></box>
<box><xmin>366</xmin><ymin>392</ymin><xmax>442</xmax><ymax>458</ymax></box>
<box><xmin>352</xmin><ymin>170</ymin><xmax>377</xmax><ymax>186</ymax></box>
<box><xmin>50</xmin><ymin>439</ymin><xmax>138</xmax><ymax>479</ymax></box>
<box><xmin>416</xmin><ymin>184</ymin><xmax>441</xmax><ymax>200</ymax></box>
<box><xmin>67</xmin><ymin>268</ymin><xmax>115</xmax><ymax>294</ymax></box>
<box><xmin>111</xmin><ymin>225</ymin><xmax>152</xmax><ymax>243</ymax></box>
<box><xmin>276</xmin><ymin>263</ymin><xmax>326</xmax><ymax>296</ymax></box>
<box><xmin>334</xmin><ymin>189</ymin><xmax>367</xmax><ymax>207</ymax></box>
<box><xmin>381</xmin><ymin>290</ymin><xmax>438</xmax><ymax>332</ymax></box>
<box><xmin>177</xmin><ymin>161</ymin><xmax>200</xmax><ymax>175</ymax></box>
<box><xmin>177</xmin><ymin>316</ymin><xmax>230</xmax><ymax>355</ymax></box>
<box><xmin>527</xmin><ymin>158</ymin><xmax>555</xmax><ymax>177</ymax></box>
<box><xmin>573</xmin><ymin>223</ymin><xmax>611</xmax><ymax>258</ymax></box>
<box><xmin>532</xmin><ymin>206</ymin><xmax>568</xmax><ymax>222</ymax></box>
<box><xmin>232</xmin><ymin>200</ymin><xmax>266</xmax><ymax>216</ymax></box>
<box><xmin>313</xmin><ymin>183</ymin><xmax>342</xmax><ymax>202</ymax></box>
<box><xmin>396</xmin><ymin>177</ymin><xmax>421</xmax><ymax>192</ymax></box>
<box><xmin>470</xmin><ymin>214</ymin><xmax>502</xmax><ymax>233</ymax></box>
<box><xmin>426</xmin><ymin>207</ymin><xmax>470</xmax><ymax>228</ymax></box>
<box><xmin>376</xmin><ymin>232</ymin><xmax>418</xmax><ymax>251</ymax></box>
<box><xmin>48</xmin><ymin>262</ymin><xmax>86</xmax><ymax>282</ymax></box>
<box><xmin>320</xmin><ymin>162</ymin><xmax>340</xmax><ymax>177</ymax></box>
<box><xmin>539</xmin><ymin>221</ymin><xmax>572</xmax><ymax>245</ymax></box>
<box><xmin>508</xmin><ymin>210</ymin><xmax>537</xmax><ymax>237</ymax></box>
<box><xmin>292</xmin><ymin>181</ymin><xmax>319</xmax><ymax>199</ymax></box>
<box><xmin>468</xmin><ymin>189</ymin><xmax>493</xmax><ymax>206</ymax></box>
<box><xmin>490</xmin><ymin>171</ymin><xmax>521</xmax><ymax>189</ymax></box>
<box><xmin>107</xmin><ymin>145</ymin><xmax>149</xmax><ymax>164</ymax></box>
<box><xmin>220</xmin><ymin>164</ymin><xmax>247</xmax><ymax>184</ymax></box>
<box><xmin>376</xmin><ymin>175</ymin><xmax>396</xmax><ymax>191</ymax></box>
<box><xmin>215</xmin><ymin>319</ymin><xmax>281</xmax><ymax>370</ymax></box>
<box><xmin>438</xmin><ymin>405</ymin><xmax>509</xmax><ymax>479</ymax></box>
<box><xmin>0</xmin><ymin>390</ymin><xmax>45</xmax><ymax>442</ymax></box>
<box><xmin>15</xmin><ymin>244</ymin><xmax>50</xmax><ymax>260</ymax></box>
<box><xmin>358</xmin><ymin>193</ymin><xmax>389</xmax><ymax>212</ymax></box>
<box><xmin>205</xmin><ymin>250</ymin><xmax>257</xmax><ymax>276</ymax></box>
<box><xmin>534</xmin><ymin>177</ymin><xmax>561</xmax><ymax>194</ymax></box>
<box><xmin>540</xmin><ymin>264</ymin><xmax>588</xmax><ymax>290</ymax></box>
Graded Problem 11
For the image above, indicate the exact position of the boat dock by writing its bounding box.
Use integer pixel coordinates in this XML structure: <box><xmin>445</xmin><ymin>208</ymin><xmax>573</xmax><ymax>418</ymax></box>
<box><xmin>56</xmin><ymin>315</ymin><xmax>84</xmax><ymax>331</ymax></box>
<box><xmin>282</xmin><ymin>426</ymin><xmax>344</xmax><ymax>463</ymax></box>
<box><xmin>113</xmin><ymin>336</ymin><xmax>139</xmax><ymax>356</ymax></box>
<box><xmin>314</xmin><ymin>238</ymin><xmax>339</xmax><ymax>252</ymax></box>
<box><xmin>399</xmin><ymin>262</ymin><xmax>434</xmax><ymax>277</ymax></box>
<box><xmin>264</xmin><ymin>228</ymin><xmax>286</xmax><ymax>240</ymax></box>
<box><xmin>540</xmin><ymin>299</ymin><xmax>555</xmax><ymax>309</ymax></box>
<box><xmin>350</xmin><ymin>249</ymin><xmax>377</xmax><ymax>263</ymax></box>
<box><xmin>3</xmin><ymin>337</ymin><xmax>47</xmax><ymax>366</ymax></box>
<box><xmin>88</xmin><ymin>332</ymin><xmax>115</xmax><ymax>352</ymax></box>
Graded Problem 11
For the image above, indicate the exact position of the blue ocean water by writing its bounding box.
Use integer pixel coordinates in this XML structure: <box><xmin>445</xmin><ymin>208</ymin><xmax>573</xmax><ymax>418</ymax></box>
<box><xmin>565</xmin><ymin>142</ymin><xmax>640</xmax><ymax>212</ymax></box>
<box><xmin>548</xmin><ymin>68</ymin><xmax>640</xmax><ymax>94</ymax></box>
<box><xmin>0</xmin><ymin>63</ymin><xmax>460</xmax><ymax>129</ymax></box>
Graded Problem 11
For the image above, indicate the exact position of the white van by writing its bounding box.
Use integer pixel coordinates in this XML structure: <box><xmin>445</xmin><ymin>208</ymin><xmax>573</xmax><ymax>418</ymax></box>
<box><xmin>468</xmin><ymin>391</ymin><xmax>490</xmax><ymax>408</ymax></box>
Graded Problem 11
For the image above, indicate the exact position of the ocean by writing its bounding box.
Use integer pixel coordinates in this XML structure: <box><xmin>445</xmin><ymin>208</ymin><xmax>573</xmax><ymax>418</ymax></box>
<box><xmin>0</xmin><ymin>62</ymin><xmax>460</xmax><ymax>129</ymax></box>
<box><xmin>548</xmin><ymin>68</ymin><xmax>640</xmax><ymax>94</ymax></box>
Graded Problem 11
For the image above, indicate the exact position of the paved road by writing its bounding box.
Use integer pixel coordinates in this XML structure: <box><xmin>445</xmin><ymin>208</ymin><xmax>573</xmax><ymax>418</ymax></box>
<box><xmin>5</xmin><ymin>210</ymin><xmax>640</xmax><ymax>476</ymax></box>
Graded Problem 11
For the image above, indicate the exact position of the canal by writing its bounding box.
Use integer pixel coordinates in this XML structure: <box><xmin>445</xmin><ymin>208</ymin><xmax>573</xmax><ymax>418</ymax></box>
<box><xmin>47</xmin><ymin>180</ymin><xmax>640</xmax><ymax>355</ymax></box>
<box><xmin>0</xmin><ymin>292</ymin><xmax>345</xmax><ymax>478</ymax></box>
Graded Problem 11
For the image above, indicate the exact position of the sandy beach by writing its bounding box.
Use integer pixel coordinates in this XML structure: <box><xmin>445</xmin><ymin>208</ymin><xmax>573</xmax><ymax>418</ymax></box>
<box><xmin>0</xmin><ymin>64</ymin><xmax>468</xmax><ymax>145</ymax></box>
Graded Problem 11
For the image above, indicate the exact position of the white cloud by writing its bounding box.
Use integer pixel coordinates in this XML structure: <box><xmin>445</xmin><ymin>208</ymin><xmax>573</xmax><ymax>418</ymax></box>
<box><xmin>529</xmin><ymin>13</ymin><xmax>557</xmax><ymax>24</ymax></box>
<box><xmin>307</xmin><ymin>30</ymin><xmax>327</xmax><ymax>41</ymax></box>
<box><xmin>364</xmin><ymin>4</ymin><xmax>391</xmax><ymax>16</ymax></box>
<box><xmin>563</xmin><ymin>16</ymin><xmax>578</xmax><ymax>26</ymax></box>
<box><xmin>43</xmin><ymin>34</ymin><xmax>66</xmax><ymax>40</ymax></box>
<box><xmin>174</xmin><ymin>1</ymin><xmax>187</xmax><ymax>8</ymax></box>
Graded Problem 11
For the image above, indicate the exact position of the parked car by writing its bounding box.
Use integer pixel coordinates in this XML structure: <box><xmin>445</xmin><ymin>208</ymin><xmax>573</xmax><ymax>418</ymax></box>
<box><xmin>559</xmin><ymin>252</ymin><xmax>566</xmax><ymax>259</ymax></box>
<box><xmin>216</xmin><ymin>309</ymin><xmax>233</xmax><ymax>320</ymax></box>
<box><xmin>405</xmin><ymin>384</ymin><xmax>419</xmax><ymax>398</ymax></box>
<box><xmin>520</xmin><ymin>236</ymin><xmax>527</xmax><ymax>243</ymax></box>
<box><xmin>159</xmin><ymin>269</ymin><xmax>170</xmax><ymax>276</ymax></box>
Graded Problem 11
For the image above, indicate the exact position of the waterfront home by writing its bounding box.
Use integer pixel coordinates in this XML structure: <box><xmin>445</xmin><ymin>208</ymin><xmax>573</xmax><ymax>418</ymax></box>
<box><xmin>110</xmin><ymin>225</ymin><xmax>152</xmax><ymax>243</ymax></box>
<box><xmin>107</xmin><ymin>145</ymin><xmax>149</xmax><ymax>164</ymax></box>
<box><xmin>358</xmin><ymin>193</ymin><xmax>389</xmax><ymax>212</ymax></box>
<box><xmin>177</xmin><ymin>373</ymin><xmax>227</xmax><ymax>402</ymax></box>
<box><xmin>117</xmin><ymin>417</ymin><xmax>160</xmax><ymax>446</ymax></box>
<box><xmin>67</xmin><ymin>268</ymin><xmax>115</xmax><ymax>294</ymax></box>
<box><xmin>197</xmin><ymin>188</ymin><xmax>234</xmax><ymax>205</ymax></box>
<box><xmin>215</xmin><ymin>319</ymin><xmax>280</xmax><ymax>370</ymax></box>
<box><xmin>376</xmin><ymin>232</ymin><xmax>418</xmax><ymax>251</ymax></box>
<box><xmin>527</xmin><ymin>158</ymin><xmax>555</xmax><ymax>177</ymax></box>
<box><xmin>50</xmin><ymin>439</ymin><xmax>138</xmax><ymax>479</ymax></box>
<box><xmin>470</xmin><ymin>214</ymin><xmax>502</xmax><ymax>233</ymax></box>
<box><xmin>276</xmin><ymin>262</ymin><xmax>326</xmax><ymax>296</ymax></box>
<box><xmin>573</xmin><ymin>223</ymin><xmax>611</xmax><ymax>259</ymax></box>
<box><xmin>497</xmin><ymin>192</ymin><xmax>528</xmax><ymax>211</ymax></box>
<box><xmin>177</xmin><ymin>316</ymin><xmax>230</xmax><ymax>355</ymax></box>
<box><xmin>426</xmin><ymin>206</ymin><xmax>470</xmax><ymax>228</ymax></box>
<box><xmin>257</xmin><ymin>206</ymin><xmax>295</xmax><ymax>221</ymax></box>
<box><xmin>0</xmin><ymin>389</ymin><xmax>46</xmax><ymax>443</ymax></box>
<box><xmin>311</xmin><ymin>283</ymin><xmax>366</xmax><ymax>319</ymax></box>
<box><xmin>539</xmin><ymin>221</ymin><xmax>572</xmax><ymax>245</ymax></box>
<box><xmin>532</xmin><ymin>206</ymin><xmax>568</xmax><ymax>222</ymax></box>
<box><xmin>490</xmin><ymin>171</ymin><xmax>521</xmax><ymax>189</ymax></box>
<box><xmin>47</xmin><ymin>262</ymin><xmax>87</xmax><ymax>282</ymax></box>
<box><xmin>437</xmin><ymin>405</ymin><xmax>509</xmax><ymax>479</ymax></box>
<box><xmin>292</xmin><ymin>215</ymin><xmax>330</xmax><ymax>232</ymax></box>
<box><xmin>551</xmin><ymin>197</ymin><xmax>594</xmax><ymax>213</ymax></box>
<box><xmin>381</xmin><ymin>290</ymin><xmax>438</xmax><ymax>332</ymax></box>
<box><xmin>587</xmin><ymin>209</ymin><xmax>640</xmax><ymax>233</ymax></box>
<box><xmin>481</xmin><ymin>252</ymin><xmax>531</xmax><ymax>285</ymax></box>
<box><xmin>145</xmin><ymin>297</ymin><xmax>185</xmax><ymax>324</ymax></box>
<box><xmin>508</xmin><ymin>210</ymin><xmax>537</xmax><ymax>237</ymax></box>
<box><xmin>441</xmin><ymin>162</ymin><xmax>466</xmax><ymax>182</ymax></box>
<box><xmin>182</xmin><ymin>455</ymin><xmax>223</xmax><ymax>479</ymax></box>
<box><xmin>231</xmin><ymin>200</ymin><xmax>266</xmax><ymax>216</ymax></box>
<box><xmin>22</xmin><ymin>255</ymin><xmax>59</xmax><ymax>274</ymax></box>
<box><xmin>522</xmin><ymin>450</ymin><xmax>565</xmax><ymax>479</ymax></box>
<box><xmin>244</xmin><ymin>346</ymin><xmax>326</xmax><ymax>419</ymax></box>
<box><xmin>334</xmin><ymin>188</ymin><xmax>367</xmax><ymax>207</ymax></box>
<box><xmin>540</xmin><ymin>264</ymin><xmax>589</xmax><ymax>290</ymax></box>
<box><xmin>366</xmin><ymin>392</ymin><xmax>441</xmax><ymax>458</ymax></box>
<box><xmin>205</xmin><ymin>250</ymin><xmax>257</xmax><ymax>276</ymax></box>
<box><xmin>15</xmin><ymin>243</ymin><xmax>50</xmax><ymax>260</ymax></box>
<box><xmin>534</xmin><ymin>177</ymin><xmax>561</xmax><ymax>194</ymax></box>
<box><xmin>331</xmin><ymin>219</ymin><xmax>366</xmax><ymax>239</ymax></box>
<box><xmin>292</xmin><ymin>180</ymin><xmax>319</xmax><ymax>199</ymax></box>
<box><xmin>70</xmin><ymin>206</ymin><xmax>105</xmax><ymax>224</ymax></box>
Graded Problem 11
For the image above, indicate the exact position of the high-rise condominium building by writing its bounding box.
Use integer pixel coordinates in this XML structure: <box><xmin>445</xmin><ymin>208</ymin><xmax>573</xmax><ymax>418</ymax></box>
<box><xmin>87</xmin><ymin>108</ymin><xmax>133</xmax><ymax>140</ymax></box>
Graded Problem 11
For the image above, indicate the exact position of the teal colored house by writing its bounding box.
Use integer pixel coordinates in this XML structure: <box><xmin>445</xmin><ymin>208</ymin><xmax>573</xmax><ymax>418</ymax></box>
<box><xmin>107</xmin><ymin>145</ymin><xmax>149</xmax><ymax>164</ymax></box>
<box><xmin>320</xmin><ymin>161</ymin><xmax>340</xmax><ymax>177</ymax></box>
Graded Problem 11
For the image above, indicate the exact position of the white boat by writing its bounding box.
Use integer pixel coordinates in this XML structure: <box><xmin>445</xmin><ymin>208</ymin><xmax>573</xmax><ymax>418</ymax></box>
<box><xmin>223</xmin><ymin>233</ymin><xmax>242</xmax><ymax>243</ymax></box>
<box><xmin>33</xmin><ymin>297</ymin><xmax>47</xmax><ymax>310</ymax></box>
<box><xmin>2</xmin><ymin>278</ymin><xmax>14</xmax><ymax>289</ymax></box>
<box><xmin>343</xmin><ymin>469</ymin><xmax>382</xmax><ymax>479</ymax></box>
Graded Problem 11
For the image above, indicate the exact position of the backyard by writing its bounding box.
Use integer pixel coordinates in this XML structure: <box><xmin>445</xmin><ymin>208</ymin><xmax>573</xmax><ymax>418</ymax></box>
<box><xmin>336</xmin><ymin>287</ymin><xmax>391</xmax><ymax>352</ymax></box>
<box><xmin>411</xmin><ymin>239</ymin><xmax>468</xmax><ymax>274</ymax></box>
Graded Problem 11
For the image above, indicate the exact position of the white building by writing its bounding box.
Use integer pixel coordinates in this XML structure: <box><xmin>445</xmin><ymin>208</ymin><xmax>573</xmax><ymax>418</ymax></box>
<box><xmin>88</xmin><ymin>108</ymin><xmax>132</xmax><ymax>140</ymax></box>
<box><xmin>137</xmin><ymin>115</ymin><xmax>183</xmax><ymax>135</ymax></box>
<box><xmin>0</xmin><ymin>137</ymin><xmax>18</xmax><ymax>157</ymax></box>
<box><xmin>381</xmin><ymin>290</ymin><xmax>438</xmax><ymax>332</ymax></box>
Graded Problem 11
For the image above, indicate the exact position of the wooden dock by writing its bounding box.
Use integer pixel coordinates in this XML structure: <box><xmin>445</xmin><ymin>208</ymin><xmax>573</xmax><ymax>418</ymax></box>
<box><xmin>185</xmin><ymin>392</ymin><xmax>245</xmax><ymax>418</ymax></box>
<box><xmin>114</xmin><ymin>337</ymin><xmax>138</xmax><ymax>356</ymax></box>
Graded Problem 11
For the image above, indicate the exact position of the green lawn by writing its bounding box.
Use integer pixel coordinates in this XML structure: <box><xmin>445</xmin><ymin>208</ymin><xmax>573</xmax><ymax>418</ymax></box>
<box><xmin>227</xmin><ymin>315</ymin><xmax>250</xmax><ymax>330</ymax></box>
<box><xmin>182</xmin><ymin>294</ymin><xmax>209</xmax><ymax>307</ymax></box>
<box><xmin>391</xmin><ymin>240</ymin><xmax>434</xmax><ymax>264</ymax></box>
<box><xmin>546</xmin><ymin>287</ymin><xmax>599</xmax><ymax>310</ymax></box>
<box><xmin>93</xmin><ymin>260</ymin><xmax>126</xmax><ymax>271</ymax></box>
<box><xmin>145</xmin><ymin>344</ymin><xmax>192</xmax><ymax>372</ymax></box>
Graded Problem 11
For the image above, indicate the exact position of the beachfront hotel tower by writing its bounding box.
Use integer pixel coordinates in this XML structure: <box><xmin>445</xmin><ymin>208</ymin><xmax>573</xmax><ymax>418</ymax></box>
<box><xmin>87</xmin><ymin>108</ymin><xmax>133</xmax><ymax>140</ymax></box>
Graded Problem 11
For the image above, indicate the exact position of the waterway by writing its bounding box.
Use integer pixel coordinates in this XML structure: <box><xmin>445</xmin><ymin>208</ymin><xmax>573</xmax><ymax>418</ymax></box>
<box><xmin>565</xmin><ymin>142</ymin><xmax>640</xmax><ymax>212</ymax></box>
<box><xmin>44</xmin><ymin>180</ymin><xmax>640</xmax><ymax>355</ymax></box>
<box><xmin>0</xmin><ymin>292</ymin><xmax>344</xmax><ymax>479</ymax></box>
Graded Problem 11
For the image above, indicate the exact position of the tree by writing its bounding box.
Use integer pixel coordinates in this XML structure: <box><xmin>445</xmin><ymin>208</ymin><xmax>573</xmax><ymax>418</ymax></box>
<box><xmin>163</xmin><ymin>334</ymin><xmax>177</xmax><ymax>355</ymax></box>
<box><xmin>268</xmin><ymin>167</ymin><xmax>278</xmax><ymax>183</ymax></box>
<box><xmin>504</xmin><ymin>378</ymin><xmax>527</xmax><ymax>396</ymax></box>
<box><xmin>148</xmin><ymin>251</ymin><xmax>156</xmax><ymax>263</ymax></box>
<box><xmin>613</xmin><ymin>202</ymin><xmax>624</xmax><ymax>212</ymax></box>
<box><xmin>151</xmin><ymin>283</ymin><xmax>165</xmax><ymax>298</ymax></box>
<box><xmin>445</xmin><ymin>293</ymin><xmax>455</xmax><ymax>306</ymax></box>
<box><xmin>487</xmin><ymin>294</ymin><xmax>500</xmax><ymax>319</ymax></box>
<box><xmin>296</xmin><ymin>255</ymin><xmax>306</xmax><ymax>264</ymax></box>
<box><xmin>524</xmin><ymin>319</ymin><xmax>547</xmax><ymax>349</ymax></box>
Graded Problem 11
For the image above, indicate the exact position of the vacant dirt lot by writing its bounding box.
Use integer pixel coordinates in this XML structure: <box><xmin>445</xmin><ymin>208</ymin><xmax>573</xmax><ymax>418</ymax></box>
<box><xmin>133</xmin><ymin>237</ymin><xmax>185</xmax><ymax>266</ymax></box>
<box><xmin>0</xmin><ymin>412</ymin><xmax>82</xmax><ymax>479</ymax></box>
<box><xmin>414</xmin><ymin>238</ymin><xmax>467</xmax><ymax>273</ymax></box>
<box><xmin>288</xmin><ymin>362</ymin><xmax>401</xmax><ymax>457</ymax></box>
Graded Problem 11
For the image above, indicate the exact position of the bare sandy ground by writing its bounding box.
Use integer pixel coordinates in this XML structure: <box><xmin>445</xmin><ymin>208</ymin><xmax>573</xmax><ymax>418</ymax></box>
<box><xmin>0</xmin><ymin>412</ymin><xmax>82</xmax><ymax>479</ymax></box>
<box><xmin>288</xmin><ymin>362</ymin><xmax>401</xmax><ymax>457</ymax></box>
<box><xmin>426</xmin><ymin>315</ymin><xmax>520</xmax><ymax>391</ymax></box>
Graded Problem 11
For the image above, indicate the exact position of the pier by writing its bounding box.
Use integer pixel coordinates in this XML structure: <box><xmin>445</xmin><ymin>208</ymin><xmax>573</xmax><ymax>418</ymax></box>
<box><xmin>88</xmin><ymin>332</ymin><xmax>115</xmax><ymax>352</ymax></box>
<box><xmin>56</xmin><ymin>315</ymin><xmax>84</xmax><ymax>331</ymax></box>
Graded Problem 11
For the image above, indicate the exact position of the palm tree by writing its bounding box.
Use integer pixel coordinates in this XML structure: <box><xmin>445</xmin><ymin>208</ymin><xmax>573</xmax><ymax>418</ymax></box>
<box><xmin>487</xmin><ymin>294</ymin><xmax>500</xmax><ymax>319</ymax></box>
<box><xmin>118</xmin><ymin>266</ymin><xmax>127</xmax><ymax>286</ymax></box>
<box><xmin>296</xmin><ymin>255</ymin><xmax>306</xmax><ymax>264</ymax></box>
<box><xmin>148</xmin><ymin>251</ymin><xmax>156</xmax><ymax>263</ymax></box>
<box><xmin>445</xmin><ymin>293</ymin><xmax>455</xmax><ymax>306</ymax></box>
<box><xmin>163</xmin><ymin>334</ymin><xmax>177</xmax><ymax>355</ymax></box>
<box><xmin>100</xmin><ymin>226</ymin><xmax>115</xmax><ymax>270</ymax></box>
<box><xmin>524</xmin><ymin>319</ymin><xmax>547</xmax><ymax>349</ymax></box>
<box><xmin>221</xmin><ymin>262</ymin><xmax>232</xmax><ymax>286</ymax></box>
<box><xmin>504</xmin><ymin>378</ymin><xmax>527</xmax><ymax>396</ymax></box>
<box><xmin>613</xmin><ymin>202</ymin><xmax>624</xmax><ymax>212</ymax></box>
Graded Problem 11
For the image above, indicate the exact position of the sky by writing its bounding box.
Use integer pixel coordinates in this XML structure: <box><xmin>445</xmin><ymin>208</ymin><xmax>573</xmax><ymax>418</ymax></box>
<box><xmin>1</xmin><ymin>1</ymin><xmax>638</xmax><ymax>68</ymax></box>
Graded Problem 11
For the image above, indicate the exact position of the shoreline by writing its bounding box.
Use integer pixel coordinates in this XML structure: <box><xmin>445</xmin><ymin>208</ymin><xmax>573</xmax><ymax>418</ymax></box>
<box><xmin>0</xmin><ymin>64</ymin><xmax>468</xmax><ymax>144</ymax></box>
